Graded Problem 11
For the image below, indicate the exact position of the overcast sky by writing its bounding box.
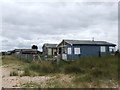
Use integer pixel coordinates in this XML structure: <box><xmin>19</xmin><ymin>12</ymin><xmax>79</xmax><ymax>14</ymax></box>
<box><xmin>1</xmin><ymin>1</ymin><xmax>118</xmax><ymax>51</ymax></box>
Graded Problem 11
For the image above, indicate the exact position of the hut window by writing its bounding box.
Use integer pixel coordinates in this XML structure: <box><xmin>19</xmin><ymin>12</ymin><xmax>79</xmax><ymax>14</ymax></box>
<box><xmin>101</xmin><ymin>46</ymin><xmax>106</xmax><ymax>52</ymax></box>
<box><xmin>74</xmin><ymin>48</ymin><xmax>80</xmax><ymax>54</ymax></box>
<box><xmin>58</xmin><ymin>48</ymin><xmax>62</xmax><ymax>54</ymax></box>
<box><xmin>48</xmin><ymin>48</ymin><xmax>52</xmax><ymax>55</ymax></box>
<box><xmin>109</xmin><ymin>47</ymin><xmax>115</xmax><ymax>52</ymax></box>
<box><xmin>67</xmin><ymin>47</ymin><xmax>72</xmax><ymax>54</ymax></box>
<box><xmin>63</xmin><ymin>47</ymin><xmax>67</xmax><ymax>54</ymax></box>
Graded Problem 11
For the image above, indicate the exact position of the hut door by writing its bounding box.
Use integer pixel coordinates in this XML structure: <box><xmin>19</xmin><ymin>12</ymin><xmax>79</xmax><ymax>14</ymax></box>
<box><xmin>62</xmin><ymin>46</ymin><xmax>67</xmax><ymax>60</ymax></box>
<box><xmin>62</xmin><ymin>54</ymin><xmax>67</xmax><ymax>60</ymax></box>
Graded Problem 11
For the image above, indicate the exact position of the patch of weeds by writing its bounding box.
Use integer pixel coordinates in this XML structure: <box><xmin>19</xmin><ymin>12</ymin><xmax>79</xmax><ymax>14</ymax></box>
<box><xmin>50</xmin><ymin>80</ymin><xmax>62</xmax><ymax>88</ymax></box>
<box><xmin>44</xmin><ymin>79</ymin><xmax>61</xmax><ymax>88</ymax></box>
<box><xmin>91</xmin><ymin>79</ymin><xmax>101</xmax><ymax>88</ymax></box>
<box><xmin>12</xmin><ymin>84</ymin><xmax>18</xmax><ymax>87</ymax></box>
<box><xmin>91</xmin><ymin>67</ymin><xmax>102</xmax><ymax>77</ymax></box>
<box><xmin>80</xmin><ymin>83</ymin><xmax>90</xmax><ymax>88</ymax></box>
<box><xmin>17</xmin><ymin>68</ymin><xmax>21</xmax><ymax>71</ymax></box>
<box><xmin>22</xmin><ymin>68</ymin><xmax>31</xmax><ymax>76</ymax></box>
<box><xmin>55</xmin><ymin>74</ymin><xmax>61</xmax><ymax>79</ymax></box>
<box><xmin>64</xmin><ymin>64</ymin><xmax>84</xmax><ymax>74</ymax></box>
<box><xmin>29</xmin><ymin>61</ymin><xmax>57</xmax><ymax>74</ymax></box>
<box><xmin>72</xmin><ymin>74</ymin><xmax>93</xmax><ymax>83</ymax></box>
<box><xmin>38</xmin><ymin>73</ymin><xmax>47</xmax><ymax>76</ymax></box>
<box><xmin>106</xmin><ymin>80</ymin><xmax>114</xmax><ymax>88</ymax></box>
<box><xmin>10</xmin><ymin>71</ymin><xmax>18</xmax><ymax>76</ymax></box>
<box><xmin>22</xmin><ymin>82</ymin><xmax>41</xmax><ymax>88</ymax></box>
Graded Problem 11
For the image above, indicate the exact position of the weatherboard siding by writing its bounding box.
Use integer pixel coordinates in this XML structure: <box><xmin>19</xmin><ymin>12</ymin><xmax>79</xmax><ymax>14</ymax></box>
<box><xmin>57</xmin><ymin>40</ymin><xmax>115</xmax><ymax>60</ymax></box>
<box><xmin>67</xmin><ymin>45</ymin><xmax>110</xmax><ymax>60</ymax></box>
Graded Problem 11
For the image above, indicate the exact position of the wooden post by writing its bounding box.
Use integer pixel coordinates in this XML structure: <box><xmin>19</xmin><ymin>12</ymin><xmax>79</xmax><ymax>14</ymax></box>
<box><xmin>37</xmin><ymin>54</ymin><xmax>42</xmax><ymax>63</ymax></box>
<box><xmin>33</xmin><ymin>54</ymin><xmax>35</xmax><ymax>61</ymax></box>
<box><xmin>57</xmin><ymin>54</ymin><xmax>60</xmax><ymax>65</ymax></box>
<box><xmin>27</xmin><ymin>54</ymin><xmax>28</xmax><ymax>60</ymax></box>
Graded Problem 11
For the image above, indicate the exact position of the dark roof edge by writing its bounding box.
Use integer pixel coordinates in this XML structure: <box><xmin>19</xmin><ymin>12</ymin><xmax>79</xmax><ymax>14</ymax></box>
<box><xmin>63</xmin><ymin>39</ymin><xmax>116</xmax><ymax>46</ymax></box>
<box><xmin>73</xmin><ymin>44</ymin><xmax>116</xmax><ymax>46</ymax></box>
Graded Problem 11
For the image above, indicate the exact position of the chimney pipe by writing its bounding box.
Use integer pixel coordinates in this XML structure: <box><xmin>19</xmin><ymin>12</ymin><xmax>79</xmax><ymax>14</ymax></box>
<box><xmin>92</xmin><ymin>37</ymin><xmax>94</xmax><ymax>42</ymax></box>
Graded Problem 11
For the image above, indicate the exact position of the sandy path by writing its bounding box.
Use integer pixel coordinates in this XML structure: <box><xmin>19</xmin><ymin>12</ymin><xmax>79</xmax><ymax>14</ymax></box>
<box><xmin>2</xmin><ymin>67</ymin><xmax>54</xmax><ymax>88</ymax></box>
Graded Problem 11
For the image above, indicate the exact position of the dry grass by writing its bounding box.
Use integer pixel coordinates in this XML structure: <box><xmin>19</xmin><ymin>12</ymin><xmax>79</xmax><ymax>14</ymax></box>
<box><xmin>2</xmin><ymin>54</ymin><xmax>119</xmax><ymax>88</ymax></box>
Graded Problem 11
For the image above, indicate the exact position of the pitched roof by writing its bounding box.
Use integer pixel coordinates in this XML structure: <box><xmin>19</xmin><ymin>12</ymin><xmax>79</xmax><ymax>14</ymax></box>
<box><xmin>64</xmin><ymin>39</ymin><xmax>116</xmax><ymax>46</ymax></box>
<box><xmin>43</xmin><ymin>44</ymin><xmax>57</xmax><ymax>48</ymax></box>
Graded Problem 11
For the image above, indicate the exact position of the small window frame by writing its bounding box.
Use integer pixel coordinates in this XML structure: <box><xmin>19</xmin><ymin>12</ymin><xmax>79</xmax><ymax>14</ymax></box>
<box><xmin>100</xmin><ymin>46</ymin><xmax>106</xmax><ymax>52</ymax></box>
<box><xmin>67</xmin><ymin>47</ymin><xmax>72</xmax><ymax>54</ymax></box>
<box><xmin>74</xmin><ymin>47</ymin><xmax>81</xmax><ymax>54</ymax></box>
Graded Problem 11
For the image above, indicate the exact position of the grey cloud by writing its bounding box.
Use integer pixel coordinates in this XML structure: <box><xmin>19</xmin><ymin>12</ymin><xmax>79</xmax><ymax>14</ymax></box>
<box><xmin>1</xmin><ymin>2</ymin><xmax>118</xmax><ymax>51</ymax></box>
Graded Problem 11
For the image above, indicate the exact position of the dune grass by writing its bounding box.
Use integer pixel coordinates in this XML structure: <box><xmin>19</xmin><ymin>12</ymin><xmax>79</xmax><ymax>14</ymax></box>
<box><xmin>2</xmin><ymin>54</ymin><xmax>119</xmax><ymax>88</ymax></box>
<box><xmin>2</xmin><ymin>55</ymin><xmax>118</xmax><ymax>78</ymax></box>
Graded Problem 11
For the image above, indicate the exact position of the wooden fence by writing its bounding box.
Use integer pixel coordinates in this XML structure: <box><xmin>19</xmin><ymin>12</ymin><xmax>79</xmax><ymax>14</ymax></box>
<box><xmin>13</xmin><ymin>53</ymin><xmax>42</xmax><ymax>61</ymax></box>
<box><xmin>12</xmin><ymin>52</ymin><xmax>59</xmax><ymax>62</ymax></box>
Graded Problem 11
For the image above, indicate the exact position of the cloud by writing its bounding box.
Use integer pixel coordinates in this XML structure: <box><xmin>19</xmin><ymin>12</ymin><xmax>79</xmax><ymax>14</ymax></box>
<box><xmin>1</xmin><ymin>2</ymin><xmax>118</xmax><ymax>51</ymax></box>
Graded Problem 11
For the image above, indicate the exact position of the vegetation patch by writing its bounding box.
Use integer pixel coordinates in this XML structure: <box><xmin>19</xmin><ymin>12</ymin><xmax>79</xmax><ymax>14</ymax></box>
<box><xmin>22</xmin><ymin>82</ymin><xmax>41</xmax><ymax>88</ymax></box>
<box><xmin>10</xmin><ymin>71</ymin><xmax>18</xmax><ymax>76</ymax></box>
<box><xmin>64</xmin><ymin>64</ymin><xmax>84</xmax><ymax>74</ymax></box>
<box><xmin>22</xmin><ymin>68</ymin><xmax>31</xmax><ymax>76</ymax></box>
<box><xmin>2</xmin><ymin>54</ymin><xmax>119</xmax><ymax>88</ymax></box>
<box><xmin>29</xmin><ymin>61</ymin><xmax>58</xmax><ymax>74</ymax></box>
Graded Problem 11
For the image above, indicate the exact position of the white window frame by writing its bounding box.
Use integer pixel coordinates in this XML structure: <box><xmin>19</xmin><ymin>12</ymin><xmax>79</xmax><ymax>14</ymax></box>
<box><xmin>67</xmin><ymin>47</ymin><xmax>72</xmax><ymax>54</ymax></box>
<box><xmin>100</xmin><ymin>46</ymin><xmax>106</xmax><ymax>52</ymax></box>
<box><xmin>74</xmin><ymin>47</ymin><xmax>81</xmax><ymax>54</ymax></box>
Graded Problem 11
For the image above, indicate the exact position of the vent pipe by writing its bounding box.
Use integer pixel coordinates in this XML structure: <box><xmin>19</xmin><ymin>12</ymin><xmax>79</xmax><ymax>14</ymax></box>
<box><xmin>92</xmin><ymin>37</ymin><xmax>94</xmax><ymax>42</ymax></box>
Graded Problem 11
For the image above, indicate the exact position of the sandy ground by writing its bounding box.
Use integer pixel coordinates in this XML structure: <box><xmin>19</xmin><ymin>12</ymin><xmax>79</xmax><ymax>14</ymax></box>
<box><xmin>2</xmin><ymin>66</ymin><xmax>54</xmax><ymax>88</ymax></box>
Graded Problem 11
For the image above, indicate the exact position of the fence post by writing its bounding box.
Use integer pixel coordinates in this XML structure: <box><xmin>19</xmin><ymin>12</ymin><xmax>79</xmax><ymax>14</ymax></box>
<box><xmin>57</xmin><ymin>54</ymin><xmax>60</xmax><ymax>65</ymax></box>
<box><xmin>33</xmin><ymin>54</ymin><xmax>35</xmax><ymax>61</ymax></box>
